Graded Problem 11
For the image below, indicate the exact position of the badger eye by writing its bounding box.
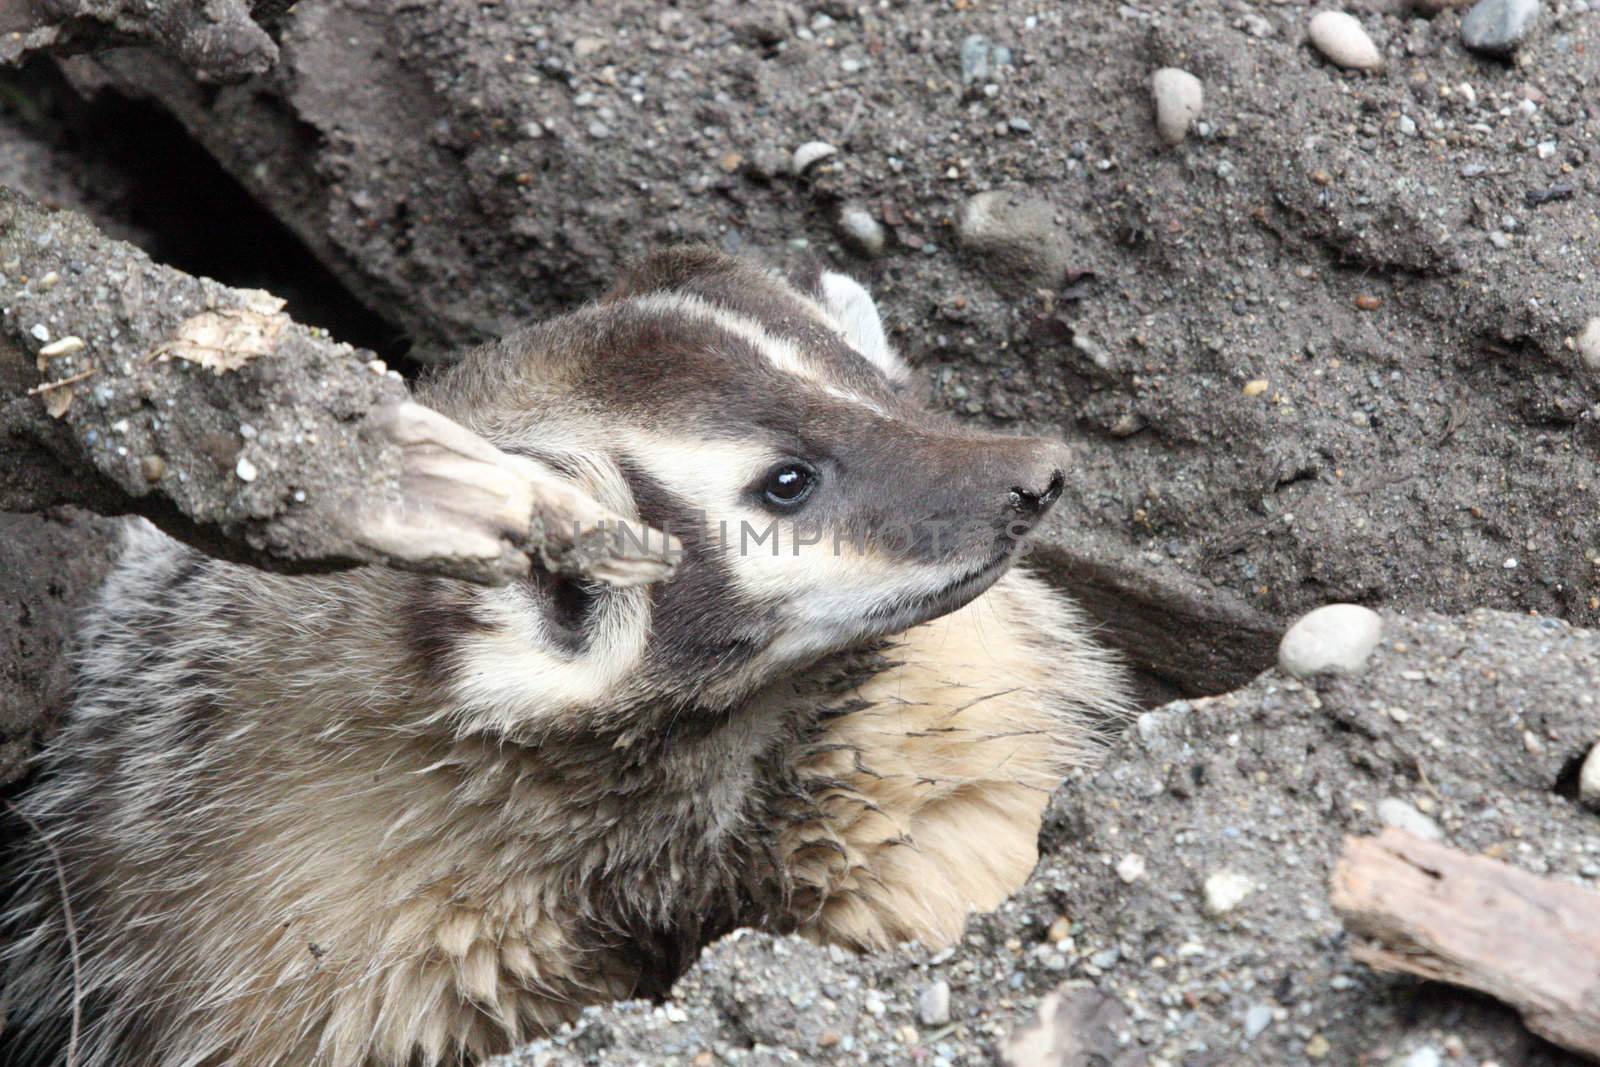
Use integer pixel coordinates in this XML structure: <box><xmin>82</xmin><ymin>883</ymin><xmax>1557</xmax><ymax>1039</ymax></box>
<box><xmin>761</xmin><ymin>462</ymin><xmax>818</xmax><ymax>508</ymax></box>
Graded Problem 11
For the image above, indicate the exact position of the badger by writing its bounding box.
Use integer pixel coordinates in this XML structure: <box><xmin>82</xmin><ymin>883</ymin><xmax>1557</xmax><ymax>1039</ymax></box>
<box><xmin>1</xmin><ymin>248</ymin><xmax>1129</xmax><ymax>1067</ymax></box>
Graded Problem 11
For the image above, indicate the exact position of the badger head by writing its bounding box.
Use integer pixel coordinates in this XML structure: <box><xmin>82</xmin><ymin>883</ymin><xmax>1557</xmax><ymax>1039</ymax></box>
<box><xmin>421</xmin><ymin>249</ymin><xmax>1074</xmax><ymax>730</ymax></box>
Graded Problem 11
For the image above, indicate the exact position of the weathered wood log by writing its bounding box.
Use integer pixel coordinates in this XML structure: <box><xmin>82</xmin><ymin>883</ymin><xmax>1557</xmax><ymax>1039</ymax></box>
<box><xmin>0</xmin><ymin>185</ymin><xmax>677</xmax><ymax>588</ymax></box>
<box><xmin>1331</xmin><ymin>829</ymin><xmax>1600</xmax><ymax>1062</ymax></box>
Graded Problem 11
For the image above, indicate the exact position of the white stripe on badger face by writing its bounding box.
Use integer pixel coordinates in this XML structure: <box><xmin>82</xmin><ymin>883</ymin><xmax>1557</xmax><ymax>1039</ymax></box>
<box><xmin>627</xmin><ymin>291</ymin><xmax>890</xmax><ymax>419</ymax></box>
<box><xmin>448</xmin><ymin>583</ymin><xmax>651</xmax><ymax>726</ymax></box>
<box><xmin>621</xmin><ymin>428</ymin><xmax>990</xmax><ymax>668</ymax></box>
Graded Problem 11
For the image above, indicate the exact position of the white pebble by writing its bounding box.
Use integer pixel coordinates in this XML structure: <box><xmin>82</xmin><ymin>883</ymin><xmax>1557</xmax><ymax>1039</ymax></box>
<box><xmin>1244</xmin><ymin>1002</ymin><xmax>1273</xmax><ymax>1039</ymax></box>
<box><xmin>30</xmin><ymin>323</ymin><xmax>50</xmax><ymax>343</ymax></box>
<box><xmin>791</xmin><ymin>141</ymin><xmax>839</xmax><ymax>174</ymax></box>
<box><xmin>1150</xmin><ymin>68</ymin><xmax>1204</xmax><ymax>145</ymax></box>
<box><xmin>1202</xmin><ymin>870</ymin><xmax>1255</xmax><ymax>916</ymax></box>
<box><xmin>1578</xmin><ymin>743</ymin><xmax>1600</xmax><ymax>811</ymax></box>
<box><xmin>235</xmin><ymin>456</ymin><xmax>259</xmax><ymax>483</ymax></box>
<box><xmin>1308</xmin><ymin>11</ymin><xmax>1384</xmax><ymax>71</ymax></box>
<box><xmin>1377</xmin><ymin>797</ymin><xmax>1443</xmax><ymax>841</ymax></box>
<box><xmin>917</xmin><ymin>980</ymin><xmax>951</xmax><ymax>1027</ymax></box>
<box><xmin>38</xmin><ymin>336</ymin><xmax>85</xmax><ymax>357</ymax></box>
<box><xmin>1400</xmin><ymin>1047</ymin><xmax>1442</xmax><ymax>1067</ymax></box>
<box><xmin>1277</xmin><ymin>604</ymin><xmax>1383</xmax><ymax>678</ymax></box>
<box><xmin>836</xmin><ymin>202</ymin><xmax>885</xmax><ymax>256</ymax></box>
<box><xmin>1578</xmin><ymin>317</ymin><xmax>1600</xmax><ymax>370</ymax></box>
<box><xmin>1116</xmin><ymin>853</ymin><xmax>1147</xmax><ymax>883</ymax></box>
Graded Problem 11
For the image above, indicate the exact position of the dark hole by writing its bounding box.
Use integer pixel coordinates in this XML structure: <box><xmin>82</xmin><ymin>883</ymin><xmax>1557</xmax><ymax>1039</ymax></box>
<box><xmin>0</xmin><ymin>58</ymin><xmax>412</xmax><ymax>363</ymax></box>
<box><xmin>1553</xmin><ymin>748</ymin><xmax>1587</xmax><ymax>801</ymax></box>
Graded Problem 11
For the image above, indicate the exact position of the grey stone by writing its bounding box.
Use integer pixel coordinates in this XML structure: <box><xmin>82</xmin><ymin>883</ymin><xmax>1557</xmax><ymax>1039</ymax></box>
<box><xmin>1461</xmin><ymin>0</ymin><xmax>1541</xmax><ymax>55</ymax></box>
<box><xmin>1278</xmin><ymin>604</ymin><xmax>1384</xmax><ymax>677</ymax></box>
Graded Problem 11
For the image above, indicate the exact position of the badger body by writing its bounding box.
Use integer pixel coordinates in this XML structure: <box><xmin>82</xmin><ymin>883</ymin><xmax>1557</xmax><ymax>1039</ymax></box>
<box><xmin>2</xmin><ymin>250</ymin><xmax>1128</xmax><ymax>1066</ymax></box>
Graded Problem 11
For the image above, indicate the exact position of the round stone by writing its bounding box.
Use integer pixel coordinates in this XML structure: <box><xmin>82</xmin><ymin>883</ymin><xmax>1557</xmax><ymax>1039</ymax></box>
<box><xmin>1377</xmin><ymin>797</ymin><xmax>1444</xmax><ymax>841</ymax></box>
<box><xmin>1308</xmin><ymin>11</ymin><xmax>1385</xmax><ymax>71</ymax></box>
<box><xmin>1577</xmin><ymin>317</ymin><xmax>1600</xmax><ymax>370</ymax></box>
<box><xmin>1278</xmin><ymin>604</ymin><xmax>1383</xmax><ymax>678</ymax></box>
<box><xmin>1578</xmin><ymin>743</ymin><xmax>1600</xmax><ymax>812</ymax></box>
<box><xmin>917</xmin><ymin>980</ymin><xmax>951</xmax><ymax>1027</ymax></box>
<box><xmin>956</xmin><ymin>189</ymin><xmax>1072</xmax><ymax>292</ymax></box>
<box><xmin>1150</xmin><ymin>68</ymin><xmax>1204</xmax><ymax>146</ymax></box>
<box><xmin>1202</xmin><ymin>870</ymin><xmax>1255</xmax><ymax>916</ymax></box>
<box><xmin>791</xmin><ymin>141</ymin><xmax>839</xmax><ymax>174</ymax></box>
<box><xmin>836</xmin><ymin>202</ymin><xmax>885</xmax><ymax>257</ymax></box>
<box><xmin>1460</xmin><ymin>0</ymin><xmax>1541</xmax><ymax>56</ymax></box>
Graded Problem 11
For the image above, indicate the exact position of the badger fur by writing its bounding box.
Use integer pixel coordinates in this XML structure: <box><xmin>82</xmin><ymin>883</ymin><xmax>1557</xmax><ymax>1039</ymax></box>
<box><xmin>1</xmin><ymin>249</ymin><xmax>1129</xmax><ymax>1066</ymax></box>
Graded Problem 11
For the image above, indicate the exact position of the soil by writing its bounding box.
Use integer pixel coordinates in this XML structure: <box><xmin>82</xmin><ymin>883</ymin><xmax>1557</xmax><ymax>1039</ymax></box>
<box><xmin>1</xmin><ymin>0</ymin><xmax>1598</xmax><ymax>1060</ymax></box>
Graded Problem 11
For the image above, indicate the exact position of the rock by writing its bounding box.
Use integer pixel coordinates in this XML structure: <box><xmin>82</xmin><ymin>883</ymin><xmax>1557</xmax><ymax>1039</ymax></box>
<box><xmin>917</xmin><ymin>980</ymin><xmax>951</xmax><ymax>1027</ymax></box>
<box><xmin>1578</xmin><ymin>317</ymin><xmax>1600</xmax><ymax>370</ymax></box>
<box><xmin>1399</xmin><ymin>1047</ymin><xmax>1442</xmax><ymax>1067</ymax></box>
<box><xmin>1202</xmin><ymin>870</ymin><xmax>1255</xmax><ymax>915</ymax></box>
<box><xmin>1278</xmin><ymin>604</ymin><xmax>1383</xmax><ymax>678</ymax></box>
<box><xmin>1002</xmin><ymin>985</ymin><xmax>1138</xmax><ymax>1067</ymax></box>
<box><xmin>791</xmin><ymin>141</ymin><xmax>838</xmax><ymax>175</ymax></box>
<box><xmin>1244</xmin><ymin>1002</ymin><xmax>1274</xmax><ymax>1039</ymax></box>
<box><xmin>1308</xmin><ymin>11</ymin><xmax>1385</xmax><ymax>71</ymax></box>
<box><xmin>1579</xmin><ymin>743</ymin><xmax>1600</xmax><ymax>811</ymax></box>
<box><xmin>235</xmin><ymin>456</ymin><xmax>259</xmax><ymax>482</ymax></box>
<box><xmin>1376</xmin><ymin>797</ymin><xmax>1444</xmax><ymax>841</ymax></box>
<box><xmin>956</xmin><ymin>189</ymin><xmax>1072</xmax><ymax>292</ymax></box>
<box><xmin>959</xmin><ymin>34</ymin><xmax>1011</xmax><ymax>86</ymax></box>
<box><xmin>1460</xmin><ymin>0</ymin><xmax>1540</xmax><ymax>56</ymax></box>
<box><xmin>1150</xmin><ymin>68</ymin><xmax>1204</xmax><ymax>145</ymax></box>
<box><xmin>836</xmin><ymin>202</ymin><xmax>885</xmax><ymax>257</ymax></box>
<box><xmin>1115</xmin><ymin>853</ymin><xmax>1147</xmax><ymax>883</ymax></box>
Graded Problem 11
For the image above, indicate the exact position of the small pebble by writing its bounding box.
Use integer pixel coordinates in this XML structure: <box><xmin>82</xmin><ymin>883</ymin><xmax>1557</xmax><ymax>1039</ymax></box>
<box><xmin>956</xmin><ymin>189</ymin><xmax>1073</xmax><ymax>291</ymax></box>
<box><xmin>1244</xmin><ymin>1002</ymin><xmax>1274</xmax><ymax>1039</ymax></box>
<box><xmin>30</xmin><ymin>323</ymin><xmax>50</xmax><ymax>343</ymax></box>
<box><xmin>959</xmin><ymin>34</ymin><xmax>1011</xmax><ymax>86</ymax></box>
<box><xmin>1150</xmin><ymin>68</ymin><xmax>1204</xmax><ymax>145</ymax></box>
<box><xmin>836</xmin><ymin>203</ymin><xmax>886</xmax><ymax>257</ymax></box>
<box><xmin>1308</xmin><ymin>11</ymin><xmax>1385</xmax><ymax>71</ymax></box>
<box><xmin>792</xmin><ymin>141</ymin><xmax>839</xmax><ymax>174</ymax></box>
<box><xmin>1202</xmin><ymin>870</ymin><xmax>1255</xmax><ymax>915</ymax></box>
<box><xmin>1399</xmin><ymin>1047</ymin><xmax>1442</xmax><ymax>1067</ymax></box>
<box><xmin>1577</xmin><ymin>743</ymin><xmax>1600</xmax><ymax>811</ymax></box>
<box><xmin>1355</xmin><ymin>294</ymin><xmax>1383</xmax><ymax>311</ymax></box>
<box><xmin>139</xmin><ymin>455</ymin><xmax>167</xmax><ymax>483</ymax></box>
<box><xmin>1577</xmin><ymin>317</ymin><xmax>1600</xmax><ymax>370</ymax></box>
<box><xmin>917</xmin><ymin>980</ymin><xmax>951</xmax><ymax>1027</ymax></box>
<box><xmin>38</xmin><ymin>336</ymin><xmax>85</xmax><ymax>357</ymax></box>
<box><xmin>1278</xmin><ymin>603</ymin><xmax>1384</xmax><ymax>678</ymax></box>
<box><xmin>1377</xmin><ymin>797</ymin><xmax>1444</xmax><ymax>841</ymax></box>
<box><xmin>235</xmin><ymin>456</ymin><xmax>259</xmax><ymax>483</ymax></box>
<box><xmin>1116</xmin><ymin>853</ymin><xmax>1147</xmax><ymax>883</ymax></box>
<box><xmin>1306</xmin><ymin>1034</ymin><xmax>1331</xmax><ymax>1059</ymax></box>
<box><xmin>1460</xmin><ymin>0</ymin><xmax>1541</xmax><ymax>56</ymax></box>
<box><xmin>1242</xmin><ymin>378</ymin><xmax>1269</xmax><ymax>397</ymax></box>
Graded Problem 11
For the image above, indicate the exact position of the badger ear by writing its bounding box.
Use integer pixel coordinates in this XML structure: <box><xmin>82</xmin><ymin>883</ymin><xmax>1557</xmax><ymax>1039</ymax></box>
<box><xmin>818</xmin><ymin>271</ymin><xmax>909</xmax><ymax>383</ymax></box>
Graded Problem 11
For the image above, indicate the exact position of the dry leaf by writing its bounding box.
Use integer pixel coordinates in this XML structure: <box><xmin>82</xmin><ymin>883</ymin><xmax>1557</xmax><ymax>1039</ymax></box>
<box><xmin>155</xmin><ymin>305</ymin><xmax>289</xmax><ymax>373</ymax></box>
<box><xmin>43</xmin><ymin>386</ymin><xmax>74</xmax><ymax>419</ymax></box>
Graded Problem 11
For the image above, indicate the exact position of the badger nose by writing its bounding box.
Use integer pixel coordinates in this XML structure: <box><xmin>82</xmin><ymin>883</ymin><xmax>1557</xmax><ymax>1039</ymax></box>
<box><xmin>1008</xmin><ymin>469</ymin><xmax>1066</xmax><ymax>525</ymax></box>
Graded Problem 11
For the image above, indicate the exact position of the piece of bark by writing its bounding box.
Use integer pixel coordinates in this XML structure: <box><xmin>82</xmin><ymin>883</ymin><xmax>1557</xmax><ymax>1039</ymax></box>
<box><xmin>1331</xmin><ymin>829</ymin><xmax>1600</xmax><ymax>1062</ymax></box>
<box><xmin>0</xmin><ymin>0</ymin><xmax>276</xmax><ymax>82</ymax></box>
<box><xmin>0</xmin><ymin>186</ymin><xmax>677</xmax><ymax>588</ymax></box>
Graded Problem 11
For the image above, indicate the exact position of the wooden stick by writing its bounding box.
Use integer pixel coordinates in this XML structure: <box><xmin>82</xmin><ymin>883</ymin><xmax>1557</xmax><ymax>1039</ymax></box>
<box><xmin>1331</xmin><ymin>829</ymin><xmax>1600</xmax><ymax>1062</ymax></box>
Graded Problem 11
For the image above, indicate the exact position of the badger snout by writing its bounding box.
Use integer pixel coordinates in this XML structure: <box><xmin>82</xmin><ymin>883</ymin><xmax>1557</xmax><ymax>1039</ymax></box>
<box><xmin>1008</xmin><ymin>469</ymin><xmax>1065</xmax><ymax>520</ymax></box>
<box><xmin>1000</xmin><ymin>441</ymin><xmax>1071</xmax><ymax>534</ymax></box>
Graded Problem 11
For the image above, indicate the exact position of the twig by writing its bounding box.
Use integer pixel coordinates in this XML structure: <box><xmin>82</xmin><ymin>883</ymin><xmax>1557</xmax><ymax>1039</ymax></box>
<box><xmin>4</xmin><ymin>801</ymin><xmax>81</xmax><ymax>1067</ymax></box>
<box><xmin>24</xmin><ymin>369</ymin><xmax>95</xmax><ymax>396</ymax></box>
